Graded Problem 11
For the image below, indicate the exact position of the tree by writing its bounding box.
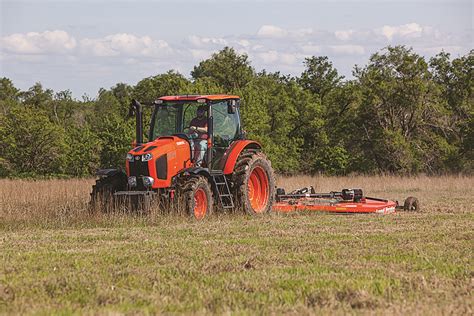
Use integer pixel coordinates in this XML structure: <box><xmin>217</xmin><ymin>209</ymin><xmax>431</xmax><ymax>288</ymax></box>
<box><xmin>64</xmin><ymin>126</ymin><xmax>101</xmax><ymax>176</ymax></box>
<box><xmin>191</xmin><ymin>47</ymin><xmax>255</xmax><ymax>92</ymax></box>
<box><xmin>89</xmin><ymin>90</ymin><xmax>134</xmax><ymax>169</ymax></box>
<box><xmin>240</xmin><ymin>72</ymin><xmax>304</xmax><ymax>172</ymax></box>
<box><xmin>430</xmin><ymin>50</ymin><xmax>474</xmax><ymax>172</ymax></box>
<box><xmin>0</xmin><ymin>105</ymin><xmax>67</xmax><ymax>176</ymax></box>
<box><xmin>133</xmin><ymin>71</ymin><xmax>191</xmax><ymax>104</ymax></box>
<box><xmin>299</xmin><ymin>56</ymin><xmax>344</xmax><ymax>103</ymax></box>
<box><xmin>19</xmin><ymin>82</ymin><xmax>53</xmax><ymax>110</ymax></box>
<box><xmin>353</xmin><ymin>46</ymin><xmax>451</xmax><ymax>173</ymax></box>
<box><xmin>0</xmin><ymin>77</ymin><xmax>20</xmax><ymax>116</ymax></box>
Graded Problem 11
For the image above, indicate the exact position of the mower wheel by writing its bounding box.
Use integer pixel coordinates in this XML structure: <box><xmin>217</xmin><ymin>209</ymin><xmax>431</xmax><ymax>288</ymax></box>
<box><xmin>232</xmin><ymin>151</ymin><xmax>276</xmax><ymax>215</ymax></box>
<box><xmin>178</xmin><ymin>175</ymin><xmax>213</xmax><ymax>220</ymax></box>
<box><xmin>90</xmin><ymin>171</ymin><xmax>127</xmax><ymax>212</ymax></box>
<box><xmin>403</xmin><ymin>196</ymin><xmax>420</xmax><ymax>212</ymax></box>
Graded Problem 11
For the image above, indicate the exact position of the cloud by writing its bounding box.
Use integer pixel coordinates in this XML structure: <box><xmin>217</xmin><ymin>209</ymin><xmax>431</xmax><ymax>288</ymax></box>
<box><xmin>80</xmin><ymin>33</ymin><xmax>171</xmax><ymax>57</ymax></box>
<box><xmin>188</xmin><ymin>35</ymin><xmax>228</xmax><ymax>47</ymax></box>
<box><xmin>256</xmin><ymin>50</ymin><xmax>300</xmax><ymax>65</ymax></box>
<box><xmin>301</xmin><ymin>44</ymin><xmax>322</xmax><ymax>54</ymax></box>
<box><xmin>189</xmin><ymin>49</ymin><xmax>214</xmax><ymax>60</ymax></box>
<box><xmin>379</xmin><ymin>23</ymin><xmax>424</xmax><ymax>41</ymax></box>
<box><xmin>257</xmin><ymin>25</ymin><xmax>313</xmax><ymax>39</ymax></box>
<box><xmin>257</xmin><ymin>25</ymin><xmax>288</xmax><ymax>38</ymax></box>
<box><xmin>1</xmin><ymin>30</ymin><xmax>76</xmax><ymax>54</ymax></box>
<box><xmin>2</xmin><ymin>23</ymin><xmax>469</xmax><ymax>97</ymax></box>
<box><xmin>329</xmin><ymin>45</ymin><xmax>365</xmax><ymax>55</ymax></box>
<box><xmin>335</xmin><ymin>30</ymin><xmax>354</xmax><ymax>41</ymax></box>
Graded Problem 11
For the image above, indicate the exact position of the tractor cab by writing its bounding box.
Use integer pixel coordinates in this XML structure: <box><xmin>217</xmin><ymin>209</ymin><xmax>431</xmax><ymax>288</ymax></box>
<box><xmin>150</xmin><ymin>95</ymin><xmax>242</xmax><ymax>170</ymax></box>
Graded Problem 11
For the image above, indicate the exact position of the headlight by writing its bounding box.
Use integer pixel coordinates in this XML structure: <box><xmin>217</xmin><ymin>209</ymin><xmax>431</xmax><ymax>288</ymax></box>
<box><xmin>126</xmin><ymin>153</ymin><xmax>134</xmax><ymax>162</ymax></box>
<box><xmin>128</xmin><ymin>176</ymin><xmax>137</xmax><ymax>187</ymax></box>
<box><xmin>143</xmin><ymin>176</ymin><xmax>154</xmax><ymax>187</ymax></box>
<box><xmin>142</xmin><ymin>153</ymin><xmax>153</xmax><ymax>162</ymax></box>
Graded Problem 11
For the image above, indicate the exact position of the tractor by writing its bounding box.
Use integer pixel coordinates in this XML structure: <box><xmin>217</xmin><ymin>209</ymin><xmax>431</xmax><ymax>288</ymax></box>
<box><xmin>90</xmin><ymin>95</ymin><xmax>276</xmax><ymax>218</ymax></box>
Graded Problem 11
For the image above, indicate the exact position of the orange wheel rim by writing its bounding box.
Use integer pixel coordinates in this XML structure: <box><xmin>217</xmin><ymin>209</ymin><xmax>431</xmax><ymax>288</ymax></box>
<box><xmin>248</xmin><ymin>166</ymin><xmax>269</xmax><ymax>213</ymax></box>
<box><xmin>194</xmin><ymin>188</ymin><xmax>207</xmax><ymax>219</ymax></box>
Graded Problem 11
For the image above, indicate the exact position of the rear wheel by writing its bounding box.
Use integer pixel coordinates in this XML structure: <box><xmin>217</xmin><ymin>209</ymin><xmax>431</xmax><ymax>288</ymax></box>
<box><xmin>177</xmin><ymin>176</ymin><xmax>213</xmax><ymax>220</ymax></box>
<box><xmin>90</xmin><ymin>171</ymin><xmax>127</xmax><ymax>212</ymax></box>
<box><xmin>232</xmin><ymin>151</ymin><xmax>275</xmax><ymax>214</ymax></box>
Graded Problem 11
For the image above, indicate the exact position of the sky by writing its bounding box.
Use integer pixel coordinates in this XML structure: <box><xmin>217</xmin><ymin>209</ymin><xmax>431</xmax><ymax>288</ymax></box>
<box><xmin>0</xmin><ymin>0</ymin><xmax>472</xmax><ymax>98</ymax></box>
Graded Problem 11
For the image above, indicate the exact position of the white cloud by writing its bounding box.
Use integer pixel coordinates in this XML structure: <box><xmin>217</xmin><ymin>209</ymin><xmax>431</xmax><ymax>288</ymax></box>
<box><xmin>2</xmin><ymin>23</ymin><xmax>469</xmax><ymax>97</ymax></box>
<box><xmin>257</xmin><ymin>25</ymin><xmax>313</xmax><ymax>39</ymax></box>
<box><xmin>335</xmin><ymin>30</ymin><xmax>354</xmax><ymax>41</ymax></box>
<box><xmin>1</xmin><ymin>30</ymin><xmax>76</xmax><ymax>54</ymax></box>
<box><xmin>189</xmin><ymin>49</ymin><xmax>214</xmax><ymax>60</ymax></box>
<box><xmin>188</xmin><ymin>35</ymin><xmax>228</xmax><ymax>47</ymax></box>
<box><xmin>301</xmin><ymin>44</ymin><xmax>322</xmax><ymax>54</ymax></box>
<box><xmin>237</xmin><ymin>39</ymin><xmax>251</xmax><ymax>47</ymax></box>
<box><xmin>329</xmin><ymin>45</ymin><xmax>365</xmax><ymax>55</ymax></box>
<box><xmin>80</xmin><ymin>33</ymin><xmax>171</xmax><ymax>57</ymax></box>
<box><xmin>257</xmin><ymin>50</ymin><xmax>300</xmax><ymax>65</ymax></box>
<box><xmin>419</xmin><ymin>45</ymin><xmax>465</xmax><ymax>55</ymax></box>
<box><xmin>257</xmin><ymin>25</ymin><xmax>288</xmax><ymax>38</ymax></box>
<box><xmin>379</xmin><ymin>23</ymin><xmax>423</xmax><ymax>41</ymax></box>
<box><xmin>294</xmin><ymin>28</ymin><xmax>313</xmax><ymax>37</ymax></box>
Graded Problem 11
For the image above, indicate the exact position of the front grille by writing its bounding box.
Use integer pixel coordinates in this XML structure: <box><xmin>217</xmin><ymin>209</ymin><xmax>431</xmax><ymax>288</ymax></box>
<box><xmin>155</xmin><ymin>154</ymin><xmax>167</xmax><ymax>180</ymax></box>
<box><xmin>129</xmin><ymin>160</ymin><xmax>150</xmax><ymax>177</ymax></box>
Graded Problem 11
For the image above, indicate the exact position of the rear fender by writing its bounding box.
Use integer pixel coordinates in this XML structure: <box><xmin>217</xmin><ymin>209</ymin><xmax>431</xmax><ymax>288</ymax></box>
<box><xmin>177</xmin><ymin>167</ymin><xmax>218</xmax><ymax>197</ymax></box>
<box><xmin>182</xmin><ymin>167</ymin><xmax>211</xmax><ymax>178</ymax></box>
<box><xmin>221</xmin><ymin>140</ymin><xmax>262</xmax><ymax>175</ymax></box>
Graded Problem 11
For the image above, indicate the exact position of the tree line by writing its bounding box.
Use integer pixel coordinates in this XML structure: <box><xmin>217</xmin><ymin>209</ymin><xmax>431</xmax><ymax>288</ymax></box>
<box><xmin>0</xmin><ymin>45</ymin><xmax>472</xmax><ymax>177</ymax></box>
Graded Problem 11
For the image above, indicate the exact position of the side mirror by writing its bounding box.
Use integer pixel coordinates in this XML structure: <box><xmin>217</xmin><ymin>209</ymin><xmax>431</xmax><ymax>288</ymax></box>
<box><xmin>227</xmin><ymin>100</ymin><xmax>237</xmax><ymax>114</ymax></box>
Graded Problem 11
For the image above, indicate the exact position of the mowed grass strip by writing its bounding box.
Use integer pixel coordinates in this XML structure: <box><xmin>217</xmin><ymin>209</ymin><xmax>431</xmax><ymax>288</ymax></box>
<box><xmin>0</xmin><ymin>176</ymin><xmax>473</xmax><ymax>314</ymax></box>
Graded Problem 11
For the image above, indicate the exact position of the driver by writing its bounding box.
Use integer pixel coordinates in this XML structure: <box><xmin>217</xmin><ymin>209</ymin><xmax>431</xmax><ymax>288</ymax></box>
<box><xmin>188</xmin><ymin>105</ymin><xmax>208</xmax><ymax>166</ymax></box>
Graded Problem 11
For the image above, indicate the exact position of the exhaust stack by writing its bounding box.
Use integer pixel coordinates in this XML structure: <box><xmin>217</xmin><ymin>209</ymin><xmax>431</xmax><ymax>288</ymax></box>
<box><xmin>130</xmin><ymin>99</ymin><xmax>143</xmax><ymax>145</ymax></box>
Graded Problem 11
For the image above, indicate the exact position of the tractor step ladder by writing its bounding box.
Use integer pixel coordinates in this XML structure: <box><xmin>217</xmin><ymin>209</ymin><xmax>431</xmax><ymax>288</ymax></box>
<box><xmin>211</xmin><ymin>171</ymin><xmax>234</xmax><ymax>209</ymax></box>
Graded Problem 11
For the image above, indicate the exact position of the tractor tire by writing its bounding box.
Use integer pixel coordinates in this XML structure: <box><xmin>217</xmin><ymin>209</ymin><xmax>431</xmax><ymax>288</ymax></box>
<box><xmin>403</xmin><ymin>196</ymin><xmax>420</xmax><ymax>212</ymax></box>
<box><xmin>231</xmin><ymin>151</ymin><xmax>276</xmax><ymax>215</ymax></box>
<box><xmin>177</xmin><ymin>176</ymin><xmax>213</xmax><ymax>220</ymax></box>
<box><xmin>90</xmin><ymin>171</ymin><xmax>127</xmax><ymax>212</ymax></box>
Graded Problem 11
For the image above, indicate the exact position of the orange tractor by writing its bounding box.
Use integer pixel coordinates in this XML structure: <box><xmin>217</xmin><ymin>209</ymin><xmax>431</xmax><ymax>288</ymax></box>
<box><xmin>91</xmin><ymin>94</ymin><xmax>420</xmax><ymax>218</ymax></box>
<box><xmin>90</xmin><ymin>95</ymin><xmax>275</xmax><ymax>218</ymax></box>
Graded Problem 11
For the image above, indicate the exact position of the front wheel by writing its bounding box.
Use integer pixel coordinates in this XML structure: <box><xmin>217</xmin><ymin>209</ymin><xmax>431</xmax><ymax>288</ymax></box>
<box><xmin>232</xmin><ymin>151</ymin><xmax>276</xmax><ymax>214</ymax></box>
<box><xmin>89</xmin><ymin>171</ymin><xmax>127</xmax><ymax>212</ymax></box>
<box><xmin>177</xmin><ymin>176</ymin><xmax>213</xmax><ymax>220</ymax></box>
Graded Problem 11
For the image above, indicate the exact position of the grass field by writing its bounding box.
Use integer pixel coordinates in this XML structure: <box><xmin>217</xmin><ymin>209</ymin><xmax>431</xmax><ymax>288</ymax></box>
<box><xmin>0</xmin><ymin>176</ymin><xmax>473</xmax><ymax>314</ymax></box>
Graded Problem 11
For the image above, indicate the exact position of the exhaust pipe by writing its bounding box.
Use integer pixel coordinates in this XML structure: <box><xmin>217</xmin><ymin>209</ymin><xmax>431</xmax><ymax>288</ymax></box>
<box><xmin>130</xmin><ymin>99</ymin><xmax>143</xmax><ymax>145</ymax></box>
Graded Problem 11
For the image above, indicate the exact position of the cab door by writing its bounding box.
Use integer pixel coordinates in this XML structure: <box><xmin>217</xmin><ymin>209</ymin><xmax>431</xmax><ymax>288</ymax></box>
<box><xmin>210</xmin><ymin>101</ymin><xmax>241</xmax><ymax>170</ymax></box>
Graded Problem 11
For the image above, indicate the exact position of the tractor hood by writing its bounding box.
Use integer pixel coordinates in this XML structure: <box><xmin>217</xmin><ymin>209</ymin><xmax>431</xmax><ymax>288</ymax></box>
<box><xmin>125</xmin><ymin>136</ymin><xmax>191</xmax><ymax>189</ymax></box>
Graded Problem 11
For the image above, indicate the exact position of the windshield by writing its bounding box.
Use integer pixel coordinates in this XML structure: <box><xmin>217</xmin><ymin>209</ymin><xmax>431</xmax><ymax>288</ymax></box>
<box><xmin>150</xmin><ymin>103</ymin><xmax>202</xmax><ymax>140</ymax></box>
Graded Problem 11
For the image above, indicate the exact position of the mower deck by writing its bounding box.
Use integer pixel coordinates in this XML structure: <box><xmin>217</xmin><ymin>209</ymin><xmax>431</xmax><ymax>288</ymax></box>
<box><xmin>273</xmin><ymin>197</ymin><xmax>398</xmax><ymax>214</ymax></box>
<box><xmin>272</xmin><ymin>187</ymin><xmax>402</xmax><ymax>214</ymax></box>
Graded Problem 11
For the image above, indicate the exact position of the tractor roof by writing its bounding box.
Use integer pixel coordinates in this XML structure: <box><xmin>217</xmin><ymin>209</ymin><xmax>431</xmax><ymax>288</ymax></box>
<box><xmin>157</xmin><ymin>94</ymin><xmax>240</xmax><ymax>102</ymax></box>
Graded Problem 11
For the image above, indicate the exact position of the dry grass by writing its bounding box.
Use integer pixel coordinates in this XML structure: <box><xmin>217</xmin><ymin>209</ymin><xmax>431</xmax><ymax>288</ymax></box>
<box><xmin>0</xmin><ymin>175</ymin><xmax>473</xmax><ymax>314</ymax></box>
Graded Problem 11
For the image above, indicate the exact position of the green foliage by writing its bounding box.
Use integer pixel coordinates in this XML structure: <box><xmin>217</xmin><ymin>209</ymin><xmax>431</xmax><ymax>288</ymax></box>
<box><xmin>240</xmin><ymin>72</ymin><xmax>304</xmax><ymax>172</ymax></box>
<box><xmin>64</xmin><ymin>126</ymin><xmax>101</xmax><ymax>176</ymax></box>
<box><xmin>298</xmin><ymin>56</ymin><xmax>343</xmax><ymax>102</ymax></box>
<box><xmin>0</xmin><ymin>46</ymin><xmax>472</xmax><ymax>177</ymax></box>
<box><xmin>133</xmin><ymin>71</ymin><xmax>191</xmax><ymax>104</ymax></box>
<box><xmin>191</xmin><ymin>47</ymin><xmax>255</xmax><ymax>92</ymax></box>
<box><xmin>90</xmin><ymin>91</ymin><xmax>134</xmax><ymax>169</ymax></box>
<box><xmin>0</xmin><ymin>105</ymin><xmax>67</xmax><ymax>176</ymax></box>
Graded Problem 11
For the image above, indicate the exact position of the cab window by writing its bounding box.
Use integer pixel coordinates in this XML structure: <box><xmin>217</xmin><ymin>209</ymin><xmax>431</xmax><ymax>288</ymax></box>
<box><xmin>212</xmin><ymin>101</ymin><xmax>239</xmax><ymax>147</ymax></box>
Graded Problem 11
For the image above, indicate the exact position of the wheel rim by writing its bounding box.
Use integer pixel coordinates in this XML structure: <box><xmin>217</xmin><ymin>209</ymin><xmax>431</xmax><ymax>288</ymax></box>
<box><xmin>248</xmin><ymin>166</ymin><xmax>269</xmax><ymax>213</ymax></box>
<box><xmin>194</xmin><ymin>188</ymin><xmax>207</xmax><ymax>219</ymax></box>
